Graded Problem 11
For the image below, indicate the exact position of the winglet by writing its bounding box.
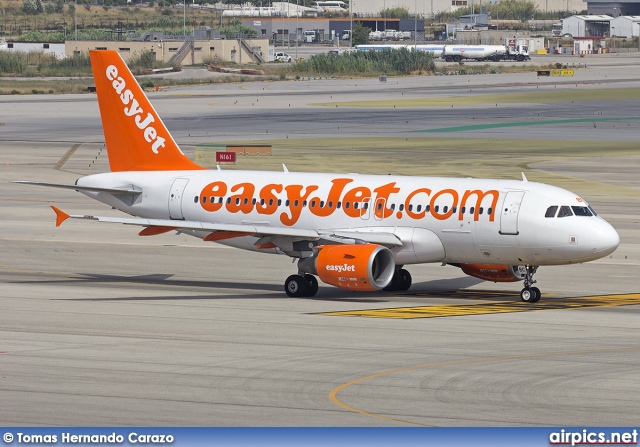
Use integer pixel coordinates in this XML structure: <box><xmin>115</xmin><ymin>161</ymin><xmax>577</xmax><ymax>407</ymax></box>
<box><xmin>51</xmin><ymin>206</ymin><xmax>70</xmax><ymax>227</ymax></box>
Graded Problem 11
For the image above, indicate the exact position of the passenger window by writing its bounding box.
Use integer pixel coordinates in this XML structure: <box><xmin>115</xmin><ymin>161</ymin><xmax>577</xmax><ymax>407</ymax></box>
<box><xmin>294</xmin><ymin>200</ymin><xmax>299</xmax><ymax>207</ymax></box>
<box><xmin>226</xmin><ymin>198</ymin><xmax>231</xmax><ymax>204</ymax></box>
<box><xmin>337</xmin><ymin>202</ymin><xmax>342</xmax><ymax>209</ymax></box>
<box><xmin>278</xmin><ymin>199</ymin><xmax>282</xmax><ymax>206</ymax></box>
<box><xmin>390</xmin><ymin>204</ymin><xmax>395</xmax><ymax>210</ymax></box>
<box><xmin>303</xmin><ymin>200</ymin><xmax>307</xmax><ymax>207</ymax></box>
<box><xmin>434</xmin><ymin>205</ymin><xmax>439</xmax><ymax>212</ymax></box>
<box><xmin>195</xmin><ymin>196</ymin><xmax>199</xmax><ymax>203</ymax></box>
<box><xmin>487</xmin><ymin>207</ymin><xmax>492</xmax><ymax>215</ymax></box>
<box><xmin>218</xmin><ymin>197</ymin><xmax>223</xmax><ymax>204</ymax></box>
<box><xmin>399</xmin><ymin>204</ymin><xmax>404</xmax><ymax>211</ymax></box>
<box><xmin>452</xmin><ymin>206</ymin><xmax>457</xmax><ymax>213</ymax></box>
<box><xmin>461</xmin><ymin>206</ymin><xmax>466</xmax><ymax>214</ymax></box>
<box><xmin>310</xmin><ymin>200</ymin><xmax>316</xmax><ymax>208</ymax></box>
<box><xmin>252</xmin><ymin>198</ymin><xmax>256</xmax><ymax>205</ymax></box>
<box><xmin>377</xmin><ymin>203</ymin><xmax>383</xmax><ymax>210</ymax></box>
<box><xmin>408</xmin><ymin>204</ymin><xmax>413</xmax><ymax>212</ymax></box>
<box><xmin>243</xmin><ymin>198</ymin><xmax>248</xmax><ymax>205</ymax></box>
<box><xmin>470</xmin><ymin>207</ymin><xmax>475</xmax><ymax>214</ymax></box>
<box><xmin>345</xmin><ymin>202</ymin><xmax>350</xmax><ymax>209</ymax></box>
<box><xmin>479</xmin><ymin>207</ymin><xmax>484</xmax><ymax>215</ymax></box>
<box><xmin>426</xmin><ymin>205</ymin><xmax>430</xmax><ymax>212</ymax></box>
<box><xmin>443</xmin><ymin>206</ymin><xmax>448</xmax><ymax>213</ymax></box>
<box><xmin>327</xmin><ymin>201</ymin><xmax>332</xmax><ymax>208</ymax></box>
<box><xmin>354</xmin><ymin>202</ymin><xmax>359</xmax><ymax>210</ymax></box>
<box><xmin>545</xmin><ymin>206</ymin><xmax>558</xmax><ymax>218</ymax></box>
<box><xmin>572</xmin><ymin>206</ymin><xmax>593</xmax><ymax>216</ymax></box>
<box><xmin>285</xmin><ymin>200</ymin><xmax>290</xmax><ymax>206</ymax></box>
<box><xmin>557</xmin><ymin>206</ymin><xmax>573</xmax><ymax>217</ymax></box>
<box><xmin>417</xmin><ymin>205</ymin><xmax>422</xmax><ymax>212</ymax></box>
<box><xmin>364</xmin><ymin>202</ymin><xmax>369</xmax><ymax>210</ymax></box>
<box><xmin>320</xmin><ymin>201</ymin><xmax>325</xmax><ymax>207</ymax></box>
<box><xmin>260</xmin><ymin>198</ymin><xmax>265</xmax><ymax>205</ymax></box>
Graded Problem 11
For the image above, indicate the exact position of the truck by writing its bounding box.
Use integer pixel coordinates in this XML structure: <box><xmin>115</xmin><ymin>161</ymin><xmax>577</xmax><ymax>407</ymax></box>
<box><xmin>441</xmin><ymin>44</ymin><xmax>530</xmax><ymax>62</ymax></box>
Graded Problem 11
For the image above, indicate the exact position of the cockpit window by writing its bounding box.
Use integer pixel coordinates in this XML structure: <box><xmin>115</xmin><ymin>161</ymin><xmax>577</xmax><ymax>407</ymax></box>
<box><xmin>588</xmin><ymin>206</ymin><xmax>598</xmax><ymax>216</ymax></box>
<box><xmin>545</xmin><ymin>206</ymin><xmax>558</xmax><ymax>218</ymax></box>
<box><xmin>557</xmin><ymin>206</ymin><xmax>573</xmax><ymax>218</ymax></box>
<box><xmin>572</xmin><ymin>206</ymin><xmax>593</xmax><ymax>216</ymax></box>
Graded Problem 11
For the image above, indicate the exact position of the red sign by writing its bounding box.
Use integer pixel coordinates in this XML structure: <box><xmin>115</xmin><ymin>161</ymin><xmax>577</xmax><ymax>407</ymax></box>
<box><xmin>216</xmin><ymin>152</ymin><xmax>236</xmax><ymax>163</ymax></box>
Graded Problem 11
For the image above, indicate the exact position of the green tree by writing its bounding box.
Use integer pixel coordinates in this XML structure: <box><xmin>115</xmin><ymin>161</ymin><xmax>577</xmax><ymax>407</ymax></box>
<box><xmin>351</xmin><ymin>22</ymin><xmax>369</xmax><ymax>46</ymax></box>
<box><xmin>54</xmin><ymin>0</ymin><xmax>64</xmax><ymax>12</ymax></box>
<box><xmin>68</xmin><ymin>2</ymin><xmax>75</xmax><ymax>14</ymax></box>
<box><xmin>379</xmin><ymin>6</ymin><xmax>410</xmax><ymax>18</ymax></box>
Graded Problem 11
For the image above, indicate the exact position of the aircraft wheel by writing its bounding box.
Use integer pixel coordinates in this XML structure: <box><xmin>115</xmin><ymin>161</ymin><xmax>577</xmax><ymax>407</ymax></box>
<box><xmin>398</xmin><ymin>269</ymin><xmax>412</xmax><ymax>291</ymax></box>
<box><xmin>531</xmin><ymin>287</ymin><xmax>541</xmax><ymax>303</ymax></box>
<box><xmin>304</xmin><ymin>274</ymin><xmax>319</xmax><ymax>297</ymax></box>
<box><xmin>285</xmin><ymin>274</ymin><xmax>308</xmax><ymax>298</ymax></box>
<box><xmin>520</xmin><ymin>287</ymin><xmax>535</xmax><ymax>303</ymax></box>
<box><xmin>383</xmin><ymin>272</ymin><xmax>402</xmax><ymax>291</ymax></box>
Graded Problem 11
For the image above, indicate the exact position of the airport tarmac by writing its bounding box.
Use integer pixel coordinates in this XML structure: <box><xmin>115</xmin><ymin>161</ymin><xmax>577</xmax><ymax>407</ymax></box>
<box><xmin>1</xmin><ymin>59</ymin><xmax>640</xmax><ymax>426</ymax></box>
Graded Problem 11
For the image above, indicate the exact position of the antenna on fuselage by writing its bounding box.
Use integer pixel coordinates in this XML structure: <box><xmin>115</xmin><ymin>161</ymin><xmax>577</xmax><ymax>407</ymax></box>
<box><xmin>521</xmin><ymin>172</ymin><xmax>528</xmax><ymax>182</ymax></box>
<box><xmin>282</xmin><ymin>164</ymin><xmax>289</xmax><ymax>173</ymax></box>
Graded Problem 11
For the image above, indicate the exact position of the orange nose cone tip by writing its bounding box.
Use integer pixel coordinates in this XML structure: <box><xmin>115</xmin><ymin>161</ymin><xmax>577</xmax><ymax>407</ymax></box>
<box><xmin>51</xmin><ymin>206</ymin><xmax>70</xmax><ymax>227</ymax></box>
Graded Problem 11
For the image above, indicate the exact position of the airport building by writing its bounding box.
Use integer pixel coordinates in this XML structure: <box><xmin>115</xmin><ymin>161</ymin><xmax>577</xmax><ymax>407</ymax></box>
<box><xmin>351</xmin><ymin>0</ymin><xmax>588</xmax><ymax>16</ymax></box>
<box><xmin>66</xmin><ymin>37</ymin><xmax>270</xmax><ymax>64</ymax></box>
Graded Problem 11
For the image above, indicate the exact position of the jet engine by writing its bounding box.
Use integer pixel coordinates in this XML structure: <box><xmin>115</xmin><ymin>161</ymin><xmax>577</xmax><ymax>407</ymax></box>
<box><xmin>458</xmin><ymin>263</ymin><xmax>527</xmax><ymax>282</ymax></box>
<box><xmin>308</xmin><ymin>244</ymin><xmax>396</xmax><ymax>291</ymax></box>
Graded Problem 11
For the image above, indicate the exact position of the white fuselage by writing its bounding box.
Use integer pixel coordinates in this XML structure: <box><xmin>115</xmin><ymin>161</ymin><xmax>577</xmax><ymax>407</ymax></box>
<box><xmin>76</xmin><ymin>170</ymin><xmax>619</xmax><ymax>267</ymax></box>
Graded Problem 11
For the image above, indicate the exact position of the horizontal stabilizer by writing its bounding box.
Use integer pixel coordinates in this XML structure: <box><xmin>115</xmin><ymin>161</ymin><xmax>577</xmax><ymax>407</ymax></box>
<box><xmin>13</xmin><ymin>181</ymin><xmax>141</xmax><ymax>195</ymax></box>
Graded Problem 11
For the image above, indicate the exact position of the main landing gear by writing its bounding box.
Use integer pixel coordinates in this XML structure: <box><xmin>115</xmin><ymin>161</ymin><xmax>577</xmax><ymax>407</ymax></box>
<box><xmin>284</xmin><ymin>273</ymin><xmax>318</xmax><ymax>298</ymax></box>
<box><xmin>520</xmin><ymin>265</ymin><xmax>541</xmax><ymax>303</ymax></box>
<box><xmin>384</xmin><ymin>268</ymin><xmax>412</xmax><ymax>292</ymax></box>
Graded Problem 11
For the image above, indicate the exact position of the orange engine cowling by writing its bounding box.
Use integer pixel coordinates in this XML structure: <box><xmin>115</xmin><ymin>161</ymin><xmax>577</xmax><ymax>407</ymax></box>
<box><xmin>315</xmin><ymin>244</ymin><xmax>396</xmax><ymax>291</ymax></box>
<box><xmin>458</xmin><ymin>263</ymin><xmax>526</xmax><ymax>282</ymax></box>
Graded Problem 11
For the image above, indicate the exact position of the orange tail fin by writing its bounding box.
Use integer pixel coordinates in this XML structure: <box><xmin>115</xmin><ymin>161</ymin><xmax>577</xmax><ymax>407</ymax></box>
<box><xmin>89</xmin><ymin>50</ymin><xmax>204</xmax><ymax>172</ymax></box>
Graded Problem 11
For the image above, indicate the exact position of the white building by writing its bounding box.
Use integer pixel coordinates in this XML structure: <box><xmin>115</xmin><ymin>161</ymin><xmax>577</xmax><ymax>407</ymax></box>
<box><xmin>0</xmin><ymin>42</ymin><xmax>66</xmax><ymax>59</ymax></box>
<box><xmin>610</xmin><ymin>15</ymin><xmax>640</xmax><ymax>36</ymax></box>
<box><xmin>561</xmin><ymin>14</ymin><xmax>612</xmax><ymax>36</ymax></box>
<box><xmin>352</xmin><ymin>0</ymin><xmax>587</xmax><ymax>18</ymax></box>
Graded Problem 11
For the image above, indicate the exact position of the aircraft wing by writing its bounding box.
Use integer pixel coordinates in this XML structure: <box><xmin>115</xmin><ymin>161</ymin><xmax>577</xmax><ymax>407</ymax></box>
<box><xmin>50</xmin><ymin>207</ymin><xmax>402</xmax><ymax>247</ymax></box>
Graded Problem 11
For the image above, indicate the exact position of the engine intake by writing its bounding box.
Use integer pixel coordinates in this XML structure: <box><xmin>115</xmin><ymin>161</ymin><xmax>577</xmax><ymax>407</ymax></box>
<box><xmin>458</xmin><ymin>263</ymin><xmax>526</xmax><ymax>283</ymax></box>
<box><xmin>312</xmin><ymin>244</ymin><xmax>395</xmax><ymax>291</ymax></box>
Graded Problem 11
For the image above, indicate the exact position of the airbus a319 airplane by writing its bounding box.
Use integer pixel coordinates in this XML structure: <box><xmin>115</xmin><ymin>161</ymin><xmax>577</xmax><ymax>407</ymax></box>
<box><xmin>16</xmin><ymin>50</ymin><xmax>620</xmax><ymax>302</ymax></box>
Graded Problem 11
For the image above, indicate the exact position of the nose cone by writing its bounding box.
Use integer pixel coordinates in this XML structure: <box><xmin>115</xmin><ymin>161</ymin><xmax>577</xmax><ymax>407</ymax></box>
<box><xmin>591</xmin><ymin>221</ymin><xmax>620</xmax><ymax>258</ymax></box>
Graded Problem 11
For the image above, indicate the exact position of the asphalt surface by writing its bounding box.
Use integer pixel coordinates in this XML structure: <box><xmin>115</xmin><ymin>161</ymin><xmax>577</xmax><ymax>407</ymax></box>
<box><xmin>1</xmin><ymin>56</ymin><xmax>640</xmax><ymax>426</ymax></box>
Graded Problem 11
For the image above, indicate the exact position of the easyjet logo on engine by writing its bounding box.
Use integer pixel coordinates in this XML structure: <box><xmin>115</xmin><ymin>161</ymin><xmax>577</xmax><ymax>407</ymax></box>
<box><xmin>199</xmin><ymin>178</ymin><xmax>500</xmax><ymax>227</ymax></box>
<box><xmin>326</xmin><ymin>264</ymin><xmax>356</xmax><ymax>273</ymax></box>
<box><xmin>106</xmin><ymin>65</ymin><xmax>166</xmax><ymax>154</ymax></box>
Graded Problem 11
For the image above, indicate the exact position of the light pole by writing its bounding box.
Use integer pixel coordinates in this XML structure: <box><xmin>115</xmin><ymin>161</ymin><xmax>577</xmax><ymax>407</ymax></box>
<box><xmin>414</xmin><ymin>0</ymin><xmax>417</xmax><ymax>48</ymax></box>
<box><xmin>183</xmin><ymin>0</ymin><xmax>186</xmax><ymax>39</ymax></box>
<box><xmin>296</xmin><ymin>0</ymin><xmax>298</xmax><ymax>60</ymax></box>
<box><xmin>349</xmin><ymin>0</ymin><xmax>353</xmax><ymax>48</ymax></box>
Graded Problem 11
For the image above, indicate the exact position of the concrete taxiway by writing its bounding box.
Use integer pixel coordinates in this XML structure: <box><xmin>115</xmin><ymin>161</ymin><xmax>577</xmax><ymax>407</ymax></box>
<box><xmin>1</xmin><ymin>59</ymin><xmax>640</xmax><ymax>426</ymax></box>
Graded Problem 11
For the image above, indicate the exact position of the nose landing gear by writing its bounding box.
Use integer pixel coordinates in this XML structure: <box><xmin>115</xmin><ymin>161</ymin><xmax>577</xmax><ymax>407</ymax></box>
<box><xmin>520</xmin><ymin>266</ymin><xmax>540</xmax><ymax>303</ymax></box>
